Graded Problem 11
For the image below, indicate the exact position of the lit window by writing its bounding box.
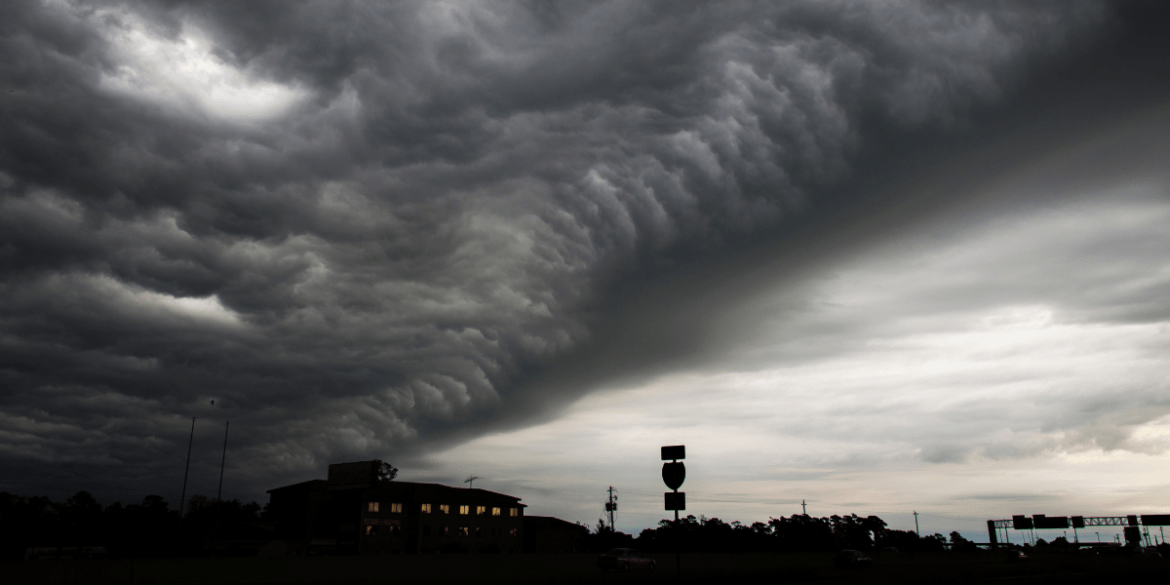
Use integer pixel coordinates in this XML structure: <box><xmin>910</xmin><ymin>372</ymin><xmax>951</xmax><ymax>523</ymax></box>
<box><xmin>509</xmin><ymin>508</ymin><xmax>518</xmax><ymax>517</ymax></box>
<box><xmin>390</xmin><ymin>503</ymin><xmax>402</xmax><ymax>513</ymax></box>
<box><xmin>368</xmin><ymin>502</ymin><xmax>379</xmax><ymax>512</ymax></box>
<box><xmin>460</xmin><ymin>527</ymin><xmax>469</xmax><ymax>536</ymax></box>
<box><xmin>439</xmin><ymin>504</ymin><xmax>450</xmax><ymax>514</ymax></box>
<box><xmin>366</xmin><ymin>526</ymin><xmax>373</xmax><ymax>535</ymax></box>
<box><xmin>476</xmin><ymin>506</ymin><xmax>486</xmax><ymax>515</ymax></box>
<box><xmin>421</xmin><ymin>503</ymin><xmax>432</xmax><ymax>514</ymax></box>
<box><xmin>492</xmin><ymin>507</ymin><xmax>501</xmax><ymax>516</ymax></box>
<box><xmin>459</xmin><ymin>505</ymin><xmax>469</xmax><ymax>515</ymax></box>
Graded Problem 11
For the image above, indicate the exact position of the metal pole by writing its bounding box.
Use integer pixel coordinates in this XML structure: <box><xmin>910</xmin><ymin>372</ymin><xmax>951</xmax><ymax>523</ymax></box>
<box><xmin>214</xmin><ymin>421</ymin><xmax>229</xmax><ymax>541</ymax></box>
<box><xmin>216</xmin><ymin>421</ymin><xmax>229</xmax><ymax>501</ymax></box>
<box><xmin>179</xmin><ymin>417</ymin><xmax>195</xmax><ymax>522</ymax></box>
<box><xmin>914</xmin><ymin>511</ymin><xmax>920</xmax><ymax>537</ymax></box>
<box><xmin>674</xmin><ymin>508</ymin><xmax>681</xmax><ymax>581</ymax></box>
<box><xmin>607</xmin><ymin>486</ymin><xmax>616</xmax><ymax>532</ymax></box>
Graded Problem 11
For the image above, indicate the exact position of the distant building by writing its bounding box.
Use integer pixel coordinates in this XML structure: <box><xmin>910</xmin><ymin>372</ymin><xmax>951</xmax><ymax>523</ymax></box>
<box><xmin>266</xmin><ymin>460</ymin><xmax>525</xmax><ymax>555</ymax></box>
<box><xmin>522</xmin><ymin>516</ymin><xmax>589</xmax><ymax>553</ymax></box>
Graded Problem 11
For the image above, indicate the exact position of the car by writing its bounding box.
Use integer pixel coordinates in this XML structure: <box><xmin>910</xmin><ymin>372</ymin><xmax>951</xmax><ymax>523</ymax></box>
<box><xmin>597</xmin><ymin>548</ymin><xmax>656</xmax><ymax>571</ymax></box>
<box><xmin>1004</xmin><ymin>549</ymin><xmax>1028</xmax><ymax>562</ymax></box>
<box><xmin>834</xmin><ymin>549</ymin><xmax>873</xmax><ymax>568</ymax></box>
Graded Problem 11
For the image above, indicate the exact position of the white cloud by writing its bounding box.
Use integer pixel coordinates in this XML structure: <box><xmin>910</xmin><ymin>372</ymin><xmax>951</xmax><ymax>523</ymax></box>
<box><xmin>94</xmin><ymin>7</ymin><xmax>305</xmax><ymax>123</ymax></box>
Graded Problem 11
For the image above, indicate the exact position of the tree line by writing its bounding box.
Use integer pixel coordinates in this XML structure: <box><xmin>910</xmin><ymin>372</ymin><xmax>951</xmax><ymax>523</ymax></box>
<box><xmin>0</xmin><ymin>491</ymin><xmax>270</xmax><ymax>560</ymax></box>
<box><xmin>585</xmin><ymin>513</ymin><xmax>961</xmax><ymax>553</ymax></box>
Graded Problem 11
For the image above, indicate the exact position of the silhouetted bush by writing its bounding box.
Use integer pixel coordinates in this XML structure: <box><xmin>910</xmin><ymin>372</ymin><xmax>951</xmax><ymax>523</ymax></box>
<box><xmin>0</xmin><ymin>490</ymin><xmax>267</xmax><ymax>559</ymax></box>
<box><xmin>624</xmin><ymin>511</ymin><xmax>948</xmax><ymax>554</ymax></box>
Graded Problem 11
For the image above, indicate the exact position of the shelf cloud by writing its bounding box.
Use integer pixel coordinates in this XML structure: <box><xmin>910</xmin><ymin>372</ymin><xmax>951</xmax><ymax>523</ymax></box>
<box><xmin>3</xmin><ymin>0</ymin><xmax>1168</xmax><ymax>516</ymax></box>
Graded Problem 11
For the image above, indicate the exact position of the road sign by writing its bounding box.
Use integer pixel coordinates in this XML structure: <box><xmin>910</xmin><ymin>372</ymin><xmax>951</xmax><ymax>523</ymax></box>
<box><xmin>661</xmin><ymin>445</ymin><xmax>685</xmax><ymax>461</ymax></box>
<box><xmin>662</xmin><ymin>462</ymin><xmax>685</xmax><ymax>491</ymax></box>
<box><xmin>665</xmin><ymin>492</ymin><xmax>686</xmax><ymax>511</ymax></box>
<box><xmin>1142</xmin><ymin>515</ymin><xmax>1170</xmax><ymax>526</ymax></box>
<box><xmin>1012</xmin><ymin>515</ymin><xmax>1033</xmax><ymax>530</ymax></box>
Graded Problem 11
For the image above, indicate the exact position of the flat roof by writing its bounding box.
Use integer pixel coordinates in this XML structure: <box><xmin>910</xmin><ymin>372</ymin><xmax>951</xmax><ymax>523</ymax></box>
<box><xmin>267</xmin><ymin>478</ymin><xmax>524</xmax><ymax>504</ymax></box>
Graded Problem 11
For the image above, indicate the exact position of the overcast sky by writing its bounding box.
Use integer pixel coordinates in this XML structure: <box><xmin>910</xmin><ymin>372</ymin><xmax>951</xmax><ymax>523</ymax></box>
<box><xmin>3</xmin><ymin>0</ymin><xmax>1170</xmax><ymax>541</ymax></box>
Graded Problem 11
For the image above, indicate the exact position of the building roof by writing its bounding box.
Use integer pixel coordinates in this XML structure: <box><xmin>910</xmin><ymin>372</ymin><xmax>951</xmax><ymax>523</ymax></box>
<box><xmin>266</xmin><ymin>479</ymin><xmax>328</xmax><ymax>494</ymax></box>
<box><xmin>523</xmin><ymin>515</ymin><xmax>588</xmax><ymax>531</ymax></box>
<box><xmin>266</xmin><ymin>478</ymin><xmax>524</xmax><ymax>505</ymax></box>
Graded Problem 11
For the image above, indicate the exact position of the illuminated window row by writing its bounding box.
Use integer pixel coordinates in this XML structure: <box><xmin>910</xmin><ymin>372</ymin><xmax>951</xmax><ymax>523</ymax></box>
<box><xmin>367</xmin><ymin>524</ymin><xmax>521</xmax><ymax>538</ymax></box>
<box><xmin>366</xmin><ymin>525</ymin><xmax>402</xmax><ymax>536</ymax></box>
<box><xmin>368</xmin><ymin>502</ymin><xmax>521</xmax><ymax>516</ymax></box>
<box><xmin>367</xmin><ymin>502</ymin><xmax>403</xmax><ymax>513</ymax></box>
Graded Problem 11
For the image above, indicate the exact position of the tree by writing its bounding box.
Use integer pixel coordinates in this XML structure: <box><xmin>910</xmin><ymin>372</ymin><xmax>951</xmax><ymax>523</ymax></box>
<box><xmin>950</xmin><ymin>531</ymin><xmax>978</xmax><ymax>552</ymax></box>
<box><xmin>377</xmin><ymin>461</ymin><xmax>398</xmax><ymax>481</ymax></box>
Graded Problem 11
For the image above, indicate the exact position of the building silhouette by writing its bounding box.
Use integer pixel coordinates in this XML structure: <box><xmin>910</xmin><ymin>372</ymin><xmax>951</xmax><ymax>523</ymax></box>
<box><xmin>266</xmin><ymin>461</ymin><xmax>525</xmax><ymax>555</ymax></box>
<box><xmin>522</xmin><ymin>516</ymin><xmax>589</xmax><ymax>553</ymax></box>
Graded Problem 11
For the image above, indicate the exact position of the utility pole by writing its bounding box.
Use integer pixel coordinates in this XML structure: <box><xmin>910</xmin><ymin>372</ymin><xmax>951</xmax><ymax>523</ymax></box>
<box><xmin>214</xmin><ymin>421</ymin><xmax>229</xmax><ymax>541</ymax></box>
<box><xmin>913</xmin><ymin>511</ymin><xmax>920</xmax><ymax>537</ymax></box>
<box><xmin>605</xmin><ymin>486</ymin><xmax>618</xmax><ymax>531</ymax></box>
<box><xmin>179</xmin><ymin>417</ymin><xmax>195</xmax><ymax>523</ymax></box>
<box><xmin>802</xmin><ymin>500</ymin><xmax>807</xmax><ymax>515</ymax></box>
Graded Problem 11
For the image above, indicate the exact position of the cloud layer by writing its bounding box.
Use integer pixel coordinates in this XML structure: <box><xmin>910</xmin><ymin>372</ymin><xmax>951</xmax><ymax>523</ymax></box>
<box><xmin>0</xmin><ymin>0</ymin><xmax>1138</xmax><ymax>501</ymax></box>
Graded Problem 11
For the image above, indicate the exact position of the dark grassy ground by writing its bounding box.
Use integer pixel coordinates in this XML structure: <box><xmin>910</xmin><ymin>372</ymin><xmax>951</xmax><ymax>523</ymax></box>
<box><xmin>5</xmin><ymin>551</ymin><xmax>1168</xmax><ymax>584</ymax></box>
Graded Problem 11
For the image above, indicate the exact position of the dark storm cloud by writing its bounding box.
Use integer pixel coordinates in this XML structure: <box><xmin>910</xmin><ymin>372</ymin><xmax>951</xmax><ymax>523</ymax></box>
<box><xmin>0</xmin><ymin>0</ymin><xmax>1113</xmax><ymax>499</ymax></box>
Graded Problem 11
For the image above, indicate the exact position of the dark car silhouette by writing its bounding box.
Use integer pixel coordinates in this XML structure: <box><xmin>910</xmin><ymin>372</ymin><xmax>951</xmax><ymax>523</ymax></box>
<box><xmin>597</xmin><ymin>548</ymin><xmax>656</xmax><ymax>571</ymax></box>
<box><xmin>834</xmin><ymin>549</ymin><xmax>873</xmax><ymax>568</ymax></box>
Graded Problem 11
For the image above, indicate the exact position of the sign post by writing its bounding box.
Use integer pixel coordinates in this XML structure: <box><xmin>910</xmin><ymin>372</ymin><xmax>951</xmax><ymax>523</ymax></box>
<box><xmin>661</xmin><ymin>445</ymin><xmax>685</xmax><ymax>580</ymax></box>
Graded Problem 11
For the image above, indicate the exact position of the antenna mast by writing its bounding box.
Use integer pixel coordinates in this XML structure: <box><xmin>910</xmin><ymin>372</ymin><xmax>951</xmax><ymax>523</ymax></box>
<box><xmin>464</xmin><ymin>475</ymin><xmax>480</xmax><ymax>489</ymax></box>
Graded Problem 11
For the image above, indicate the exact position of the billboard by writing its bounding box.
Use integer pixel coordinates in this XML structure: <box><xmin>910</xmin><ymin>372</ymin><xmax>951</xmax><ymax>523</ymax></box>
<box><xmin>1142</xmin><ymin>515</ymin><xmax>1170</xmax><ymax>526</ymax></box>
